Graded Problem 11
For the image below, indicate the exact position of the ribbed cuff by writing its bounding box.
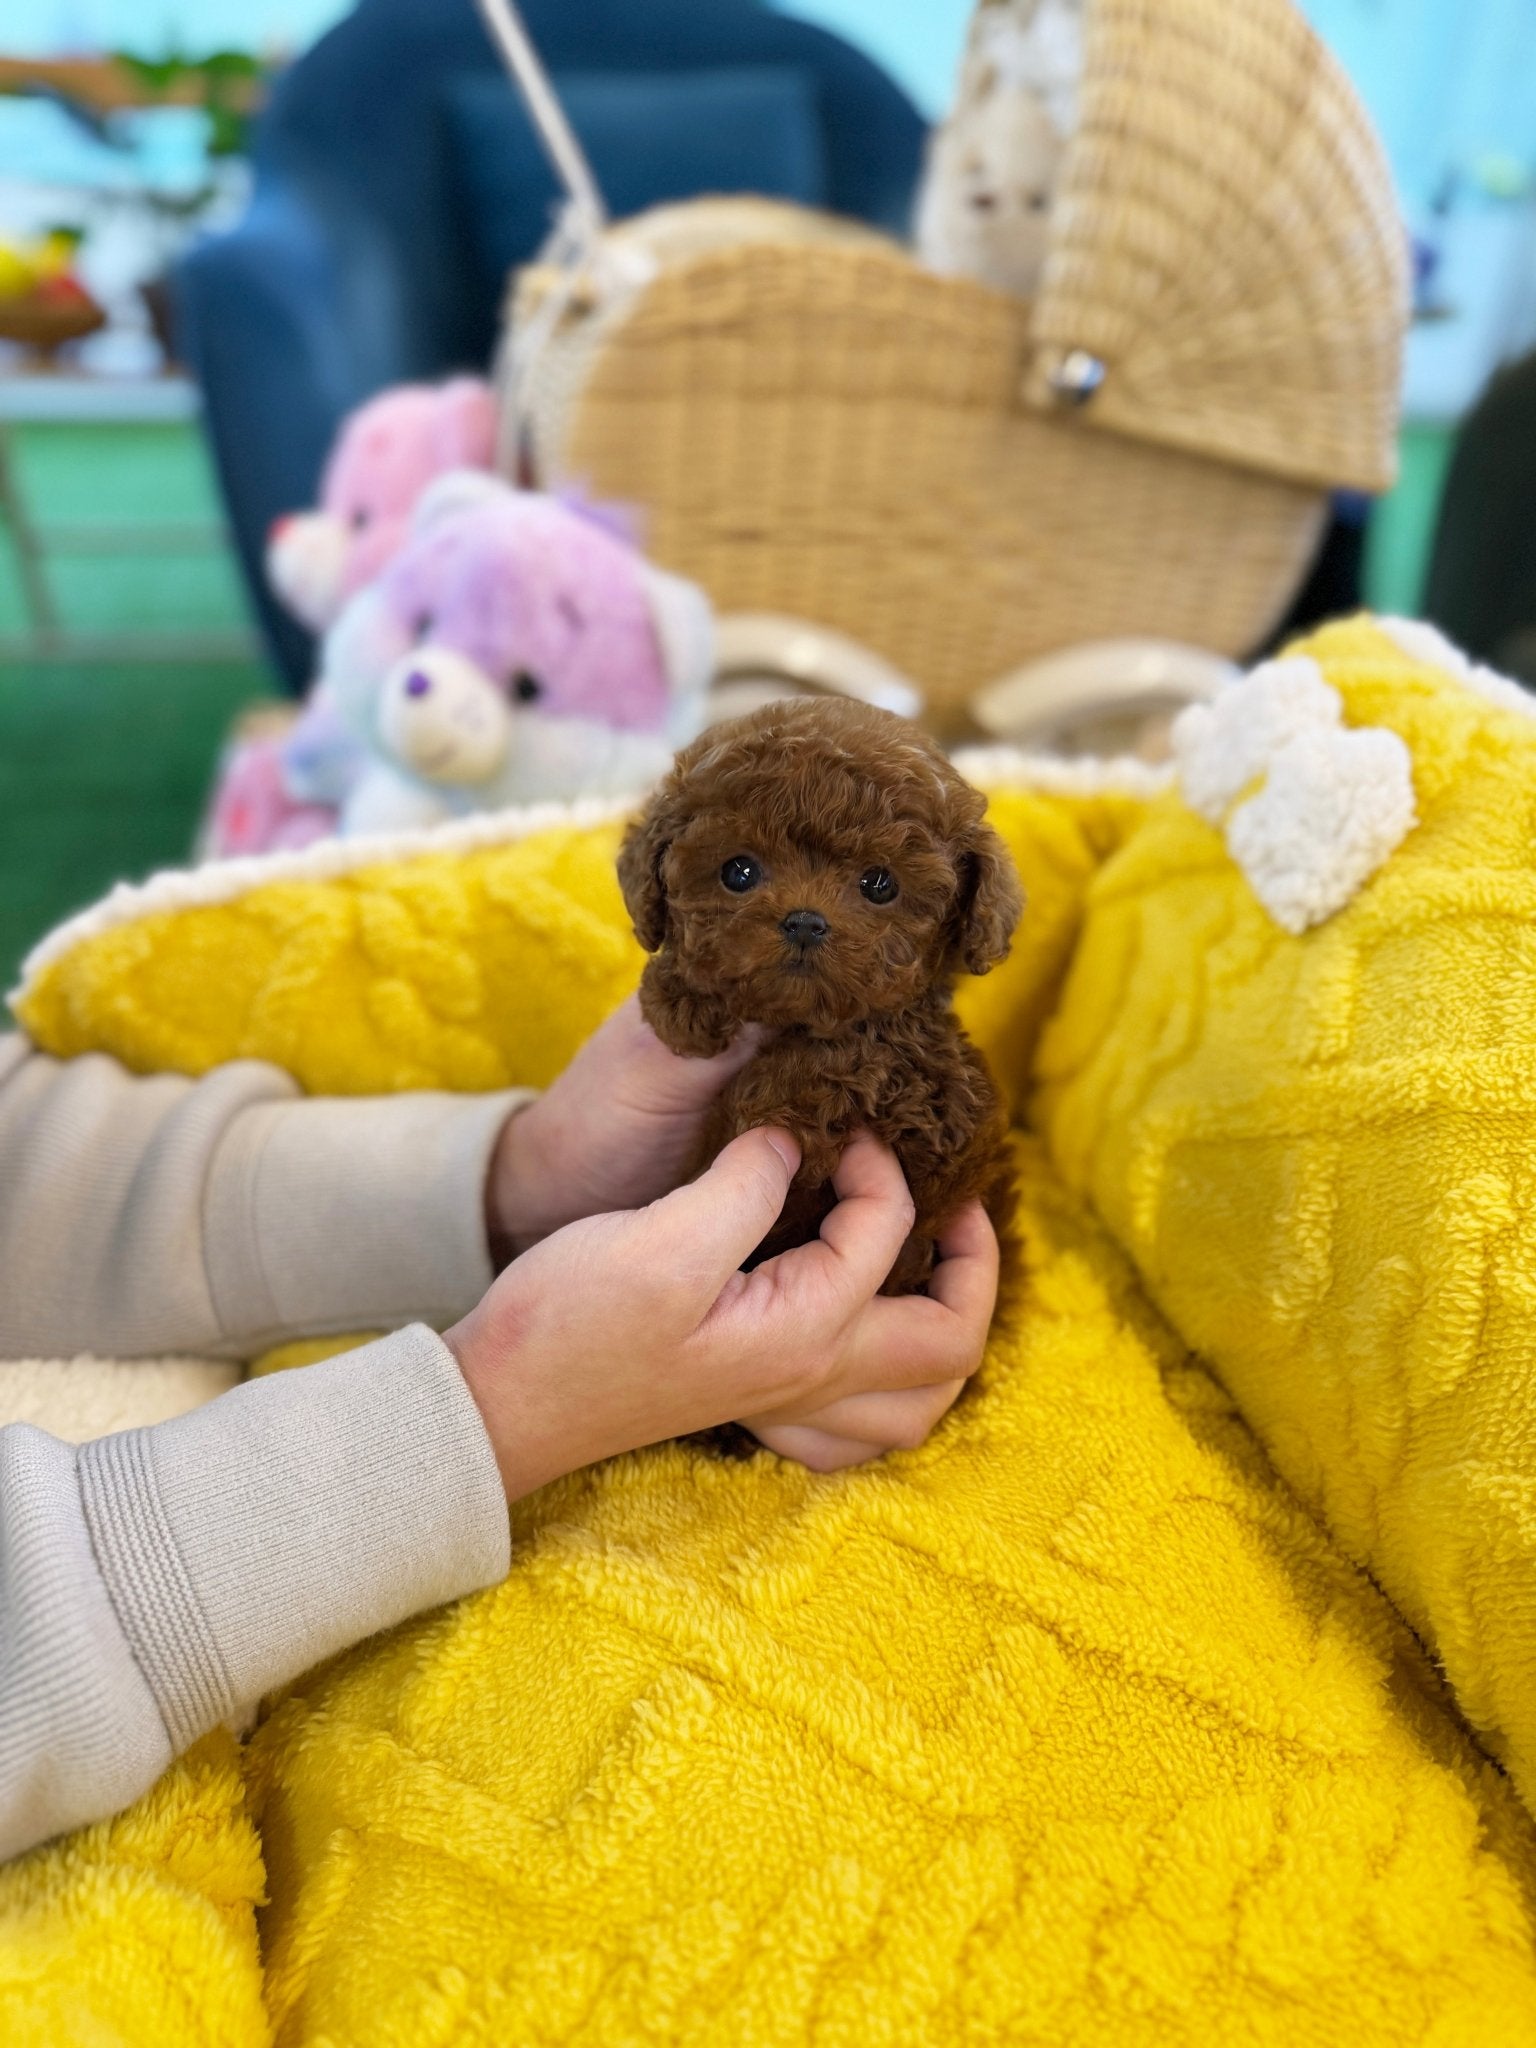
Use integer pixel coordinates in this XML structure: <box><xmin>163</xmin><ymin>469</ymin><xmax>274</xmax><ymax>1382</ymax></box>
<box><xmin>78</xmin><ymin>1430</ymin><xmax>235</xmax><ymax>1750</ymax></box>
<box><xmin>80</xmin><ymin>1327</ymin><xmax>510</xmax><ymax>1738</ymax></box>
<box><xmin>202</xmin><ymin>1088</ymin><xmax>530</xmax><ymax>1350</ymax></box>
<box><xmin>0</xmin><ymin>1425</ymin><xmax>172</xmax><ymax>1861</ymax></box>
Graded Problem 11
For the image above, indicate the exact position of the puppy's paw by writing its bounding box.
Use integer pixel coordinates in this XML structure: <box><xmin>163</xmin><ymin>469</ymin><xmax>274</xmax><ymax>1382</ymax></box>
<box><xmin>787</xmin><ymin>1128</ymin><xmax>842</xmax><ymax>1188</ymax></box>
<box><xmin>637</xmin><ymin>967</ymin><xmax>735</xmax><ymax>1057</ymax></box>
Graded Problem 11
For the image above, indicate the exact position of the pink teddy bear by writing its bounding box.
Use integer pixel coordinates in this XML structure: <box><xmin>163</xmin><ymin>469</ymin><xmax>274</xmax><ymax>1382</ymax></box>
<box><xmin>204</xmin><ymin>376</ymin><xmax>499</xmax><ymax>856</ymax></box>
<box><xmin>200</xmin><ymin>378</ymin><xmax>499</xmax><ymax>858</ymax></box>
<box><xmin>321</xmin><ymin>471</ymin><xmax>713</xmax><ymax>835</ymax></box>
<box><xmin>202</xmin><ymin>733</ymin><xmax>337</xmax><ymax>859</ymax></box>
<box><xmin>266</xmin><ymin>377</ymin><xmax>498</xmax><ymax>633</ymax></box>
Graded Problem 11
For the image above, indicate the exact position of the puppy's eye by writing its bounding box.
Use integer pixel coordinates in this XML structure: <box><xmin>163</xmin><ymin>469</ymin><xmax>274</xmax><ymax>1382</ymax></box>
<box><xmin>412</xmin><ymin>611</ymin><xmax>434</xmax><ymax>642</ymax></box>
<box><xmin>860</xmin><ymin>867</ymin><xmax>899</xmax><ymax>905</ymax></box>
<box><xmin>720</xmin><ymin>856</ymin><xmax>762</xmax><ymax>894</ymax></box>
<box><xmin>512</xmin><ymin>670</ymin><xmax>543</xmax><ymax>703</ymax></box>
<box><xmin>350</xmin><ymin>509</ymin><xmax>370</xmax><ymax>531</ymax></box>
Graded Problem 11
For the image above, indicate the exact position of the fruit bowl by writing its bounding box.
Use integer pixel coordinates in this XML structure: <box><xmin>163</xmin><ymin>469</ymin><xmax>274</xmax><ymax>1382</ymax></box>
<box><xmin>0</xmin><ymin>288</ymin><xmax>107</xmax><ymax>355</ymax></box>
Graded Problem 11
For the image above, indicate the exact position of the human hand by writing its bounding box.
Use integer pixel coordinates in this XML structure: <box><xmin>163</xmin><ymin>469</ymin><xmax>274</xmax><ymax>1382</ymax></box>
<box><xmin>446</xmin><ymin>1131</ymin><xmax>996</xmax><ymax>1500</ymax></box>
<box><xmin>742</xmin><ymin>1200</ymin><xmax>995</xmax><ymax>1470</ymax></box>
<box><xmin>486</xmin><ymin>993</ymin><xmax>761</xmax><ymax>1257</ymax></box>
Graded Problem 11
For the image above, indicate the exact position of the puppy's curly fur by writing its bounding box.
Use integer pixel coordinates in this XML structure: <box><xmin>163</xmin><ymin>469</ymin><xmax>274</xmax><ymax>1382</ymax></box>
<box><xmin>618</xmin><ymin>698</ymin><xmax>1023</xmax><ymax>1294</ymax></box>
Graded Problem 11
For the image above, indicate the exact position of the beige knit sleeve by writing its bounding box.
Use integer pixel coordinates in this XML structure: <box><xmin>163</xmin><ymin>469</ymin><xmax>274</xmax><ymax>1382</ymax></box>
<box><xmin>0</xmin><ymin>1035</ymin><xmax>529</xmax><ymax>1360</ymax></box>
<box><xmin>1</xmin><ymin>1325</ymin><xmax>510</xmax><ymax>1862</ymax></box>
<box><xmin>0</xmin><ymin>1035</ymin><xmax>522</xmax><ymax>1860</ymax></box>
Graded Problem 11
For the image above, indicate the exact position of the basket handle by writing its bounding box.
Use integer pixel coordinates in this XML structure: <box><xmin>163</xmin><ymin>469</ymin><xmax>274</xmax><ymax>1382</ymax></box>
<box><xmin>473</xmin><ymin>0</ymin><xmax>616</xmax><ymax>473</ymax></box>
<box><xmin>471</xmin><ymin>0</ymin><xmax>608</xmax><ymax>239</ymax></box>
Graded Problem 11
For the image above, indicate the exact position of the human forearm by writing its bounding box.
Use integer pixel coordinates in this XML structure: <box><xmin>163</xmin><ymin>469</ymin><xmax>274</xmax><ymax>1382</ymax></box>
<box><xmin>0</xmin><ymin>1324</ymin><xmax>509</xmax><ymax>1862</ymax></box>
<box><xmin>0</xmin><ymin>1036</ymin><xmax>525</xmax><ymax>1359</ymax></box>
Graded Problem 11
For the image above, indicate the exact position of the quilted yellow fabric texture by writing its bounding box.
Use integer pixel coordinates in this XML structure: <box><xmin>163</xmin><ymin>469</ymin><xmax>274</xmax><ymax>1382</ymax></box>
<box><xmin>9</xmin><ymin>721</ymin><xmax>1536</xmax><ymax>2041</ymax></box>
<box><xmin>247</xmin><ymin>1146</ymin><xmax>1536</xmax><ymax>2046</ymax></box>
<box><xmin>0</xmin><ymin>776</ymin><xmax>1140</xmax><ymax>2041</ymax></box>
<box><xmin>1040</xmin><ymin>615</ymin><xmax>1536</xmax><ymax>1817</ymax></box>
<box><xmin>13</xmin><ymin>784</ymin><xmax>1139</xmax><ymax>1120</ymax></box>
<box><xmin>0</xmin><ymin>1732</ymin><xmax>268</xmax><ymax>2046</ymax></box>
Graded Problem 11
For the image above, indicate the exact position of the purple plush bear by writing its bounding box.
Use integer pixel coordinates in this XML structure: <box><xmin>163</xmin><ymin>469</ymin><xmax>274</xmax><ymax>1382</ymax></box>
<box><xmin>316</xmin><ymin>472</ymin><xmax>714</xmax><ymax>836</ymax></box>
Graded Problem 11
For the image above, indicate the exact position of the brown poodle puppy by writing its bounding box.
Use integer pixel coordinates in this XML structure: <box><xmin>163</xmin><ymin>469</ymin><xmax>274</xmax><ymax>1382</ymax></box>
<box><xmin>618</xmin><ymin>697</ymin><xmax>1023</xmax><ymax>1295</ymax></box>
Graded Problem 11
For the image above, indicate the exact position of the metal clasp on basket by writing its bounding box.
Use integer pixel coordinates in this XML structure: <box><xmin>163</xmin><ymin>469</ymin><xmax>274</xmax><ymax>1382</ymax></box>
<box><xmin>1047</xmin><ymin>350</ymin><xmax>1106</xmax><ymax>404</ymax></box>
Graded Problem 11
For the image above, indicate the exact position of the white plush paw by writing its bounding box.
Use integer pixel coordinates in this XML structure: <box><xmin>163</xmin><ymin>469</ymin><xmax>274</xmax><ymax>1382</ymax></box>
<box><xmin>1174</xmin><ymin>656</ymin><xmax>1343</xmax><ymax>825</ymax></box>
<box><xmin>1172</xmin><ymin>655</ymin><xmax>1416</xmax><ymax>934</ymax></box>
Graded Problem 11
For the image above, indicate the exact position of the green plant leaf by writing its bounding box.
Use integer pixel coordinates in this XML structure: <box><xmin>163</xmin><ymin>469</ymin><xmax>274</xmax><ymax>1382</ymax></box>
<box><xmin>112</xmin><ymin>51</ymin><xmax>187</xmax><ymax>97</ymax></box>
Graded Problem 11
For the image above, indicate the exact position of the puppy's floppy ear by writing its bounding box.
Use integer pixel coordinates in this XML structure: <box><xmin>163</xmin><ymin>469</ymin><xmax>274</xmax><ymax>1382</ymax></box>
<box><xmin>617</xmin><ymin>783</ymin><xmax>679</xmax><ymax>952</ymax></box>
<box><xmin>952</xmin><ymin>818</ymin><xmax>1023</xmax><ymax>974</ymax></box>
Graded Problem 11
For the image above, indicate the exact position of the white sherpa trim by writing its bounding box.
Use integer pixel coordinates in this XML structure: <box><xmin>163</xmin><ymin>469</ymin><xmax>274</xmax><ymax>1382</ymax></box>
<box><xmin>14</xmin><ymin>747</ymin><xmax>1167</xmax><ymax>1008</ymax></box>
<box><xmin>0</xmin><ymin>1355</ymin><xmax>240</xmax><ymax>1443</ymax></box>
<box><xmin>951</xmin><ymin>744</ymin><xmax>1174</xmax><ymax>799</ymax></box>
<box><xmin>1377</xmin><ymin>616</ymin><xmax>1536</xmax><ymax>721</ymax></box>
<box><xmin>1171</xmin><ymin>654</ymin><xmax>1417</xmax><ymax>934</ymax></box>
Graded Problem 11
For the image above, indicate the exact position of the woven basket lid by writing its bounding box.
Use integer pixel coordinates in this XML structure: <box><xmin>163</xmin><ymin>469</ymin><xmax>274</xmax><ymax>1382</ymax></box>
<box><xmin>1025</xmin><ymin>0</ymin><xmax>1409</xmax><ymax>492</ymax></box>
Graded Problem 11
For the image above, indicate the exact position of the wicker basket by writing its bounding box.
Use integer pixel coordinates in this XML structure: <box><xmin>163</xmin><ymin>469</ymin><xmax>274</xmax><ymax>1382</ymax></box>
<box><xmin>507</xmin><ymin>0</ymin><xmax>1407</xmax><ymax>733</ymax></box>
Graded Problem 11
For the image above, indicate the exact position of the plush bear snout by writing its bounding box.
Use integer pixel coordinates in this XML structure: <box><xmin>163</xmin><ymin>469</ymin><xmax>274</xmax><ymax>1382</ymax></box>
<box><xmin>376</xmin><ymin>648</ymin><xmax>512</xmax><ymax>786</ymax></box>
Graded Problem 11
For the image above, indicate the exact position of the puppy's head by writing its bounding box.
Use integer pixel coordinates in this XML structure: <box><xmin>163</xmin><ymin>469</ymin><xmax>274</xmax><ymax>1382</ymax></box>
<box><xmin>619</xmin><ymin>698</ymin><xmax>1022</xmax><ymax>1032</ymax></box>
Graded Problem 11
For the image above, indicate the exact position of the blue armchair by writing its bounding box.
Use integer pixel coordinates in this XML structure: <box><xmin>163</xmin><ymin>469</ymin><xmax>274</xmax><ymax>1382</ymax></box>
<box><xmin>174</xmin><ymin>0</ymin><xmax>925</xmax><ymax>688</ymax></box>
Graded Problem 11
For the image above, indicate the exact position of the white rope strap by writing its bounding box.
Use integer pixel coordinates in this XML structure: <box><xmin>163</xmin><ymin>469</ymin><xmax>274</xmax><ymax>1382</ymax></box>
<box><xmin>471</xmin><ymin>0</ymin><xmax>607</xmax><ymax>236</ymax></box>
<box><xmin>472</xmin><ymin>0</ymin><xmax>627</xmax><ymax>471</ymax></box>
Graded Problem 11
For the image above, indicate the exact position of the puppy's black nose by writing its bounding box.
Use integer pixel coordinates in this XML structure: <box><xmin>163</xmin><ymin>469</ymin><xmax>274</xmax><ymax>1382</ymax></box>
<box><xmin>780</xmin><ymin>909</ymin><xmax>828</xmax><ymax>947</ymax></box>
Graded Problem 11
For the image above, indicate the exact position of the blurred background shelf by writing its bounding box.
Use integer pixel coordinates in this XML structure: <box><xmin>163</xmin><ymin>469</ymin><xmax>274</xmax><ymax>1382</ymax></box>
<box><xmin>0</xmin><ymin>368</ymin><xmax>273</xmax><ymax>990</ymax></box>
<box><xmin>0</xmin><ymin>369</ymin><xmax>258</xmax><ymax>663</ymax></box>
<box><xmin>0</xmin><ymin>369</ymin><xmax>200</xmax><ymax>419</ymax></box>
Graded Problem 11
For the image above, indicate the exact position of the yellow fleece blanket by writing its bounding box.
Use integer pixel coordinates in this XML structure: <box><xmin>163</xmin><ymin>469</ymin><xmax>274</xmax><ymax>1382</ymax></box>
<box><xmin>8</xmin><ymin>644</ymin><xmax>1536</xmax><ymax>2042</ymax></box>
<box><xmin>1042</xmin><ymin>613</ymin><xmax>1536</xmax><ymax>1819</ymax></box>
